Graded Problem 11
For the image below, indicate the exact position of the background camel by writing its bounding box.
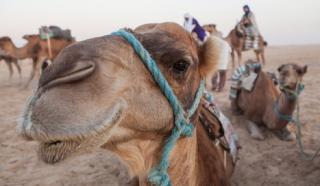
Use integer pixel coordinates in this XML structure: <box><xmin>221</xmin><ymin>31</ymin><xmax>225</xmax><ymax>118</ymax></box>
<box><xmin>224</xmin><ymin>23</ymin><xmax>267</xmax><ymax>68</ymax></box>
<box><xmin>231</xmin><ymin>62</ymin><xmax>307</xmax><ymax>141</ymax></box>
<box><xmin>0</xmin><ymin>36</ymin><xmax>40</xmax><ymax>87</ymax></box>
<box><xmin>18</xmin><ymin>22</ymin><xmax>235</xmax><ymax>186</ymax></box>
<box><xmin>0</xmin><ymin>35</ymin><xmax>74</xmax><ymax>87</ymax></box>
<box><xmin>0</xmin><ymin>50</ymin><xmax>21</xmax><ymax>81</ymax></box>
<box><xmin>22</xmin><ymin>34</ymin><xmax>75</xmax><ymax>87</ymax></box>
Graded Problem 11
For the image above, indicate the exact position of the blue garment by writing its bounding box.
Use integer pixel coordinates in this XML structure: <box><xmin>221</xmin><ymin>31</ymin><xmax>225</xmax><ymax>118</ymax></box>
<box><xmin>192</xmin><ymin>19</ymin><xmax>207</xmax><ymax>42</ymax></box>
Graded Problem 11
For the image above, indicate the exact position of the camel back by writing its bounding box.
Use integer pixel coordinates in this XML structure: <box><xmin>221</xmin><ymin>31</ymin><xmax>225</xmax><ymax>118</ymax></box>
<box><xmin>229</xmin><ymin>62</ymin><xmax>262</xmax><ymax>99</ymax></box>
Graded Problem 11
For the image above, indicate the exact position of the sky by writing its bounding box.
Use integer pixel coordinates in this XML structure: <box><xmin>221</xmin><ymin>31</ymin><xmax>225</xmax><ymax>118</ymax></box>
<box><xmin>1</xmin><ymin>0</ymin><xmax>320</xmax><ymax>46</ymax></box>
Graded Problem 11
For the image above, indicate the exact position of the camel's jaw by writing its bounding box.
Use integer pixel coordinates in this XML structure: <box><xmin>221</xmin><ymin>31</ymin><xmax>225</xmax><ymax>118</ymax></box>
<box><xmin>19</xmin><ymin>98</ymin><xmax>127</xmax><ymax>164</ymax></box>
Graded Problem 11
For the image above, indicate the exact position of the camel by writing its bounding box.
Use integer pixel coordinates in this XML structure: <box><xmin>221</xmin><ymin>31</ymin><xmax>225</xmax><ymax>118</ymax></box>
<box><xmin>0</xmin><ymin>36</ymin><xmax>40</xmax><ymax>86</ymax></box>
<box><xmin>18</xmin><ymin>22</ymin><xmax>236</xmax><ymax>186</ymax></box>
<box><xmin>22</xmin><ymin>34</ymin><xmax>74</xmax><ymax>60</ymax></box>
<box><xmin>22</xmin><ymin>34</ymin><xmax>74</xmax><ymax>86</ymax></box>
<box><xmin>0</xmin><ymin>50</ymin><xmax>21</xmax><ymax>81</ymax></box>
<box><xmin>230</xmin><ymin>62</ymin><xmax>307</xmax><ymax>141</ymax></box>
<box><xmin>0</xmin><ymin>35</ymin><xmax>74</xmax><ymax>87</ymax></box>
<box><xmin>224</xmin><ymin>23</ymin><xmax>267</xmax><ymax>68</ymax></box>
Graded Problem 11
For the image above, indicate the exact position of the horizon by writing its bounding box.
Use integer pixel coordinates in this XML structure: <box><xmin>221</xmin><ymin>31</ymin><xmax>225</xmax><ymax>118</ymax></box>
<box><xmin>1</xmin><ymin>0</ymin><xmax>320</xmax><ymax>46</ymax></box>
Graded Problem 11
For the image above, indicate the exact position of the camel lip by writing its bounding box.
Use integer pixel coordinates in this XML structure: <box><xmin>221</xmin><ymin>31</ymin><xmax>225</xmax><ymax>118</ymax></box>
<box><xmin>38</xmin><ymin>140</ymin><xmax>81</xmax><ymax>164</ymax></box>
<box><xmin>36</xmin><ymin>101</ymin><xmax>127</xmax><ymax>164</ymax></box>
<box><xmin>21</xmin><ymin>99</ymin><xmax>127</xmax><ymax>164</ymax></box>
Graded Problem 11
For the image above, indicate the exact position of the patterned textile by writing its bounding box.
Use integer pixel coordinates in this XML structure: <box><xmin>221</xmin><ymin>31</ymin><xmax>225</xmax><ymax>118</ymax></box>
<box><xmin>243</xmin><ymin>26</ymin><xmax>259</xmax><ymax>50</ymax></box>
<box><xmin>229</xmin><ymin>63</ymin><xmax>261</xmax><ymax>99</ymax></box>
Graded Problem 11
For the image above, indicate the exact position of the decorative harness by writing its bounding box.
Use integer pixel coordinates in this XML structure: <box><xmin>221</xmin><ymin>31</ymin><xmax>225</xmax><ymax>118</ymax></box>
<box><xmin>112</xmin><ymin>29</ymin><xmax>205</xmax><ymax>186</ymax></box>
<box><xmin>273</xmin><ymin>83</ymin><xmax>320</xmax><ymax>160</ymax></box>
<box><xmin>273</xmin><ymin>83</ymin><xmax>304</xmax><ymax>123</ymax></box>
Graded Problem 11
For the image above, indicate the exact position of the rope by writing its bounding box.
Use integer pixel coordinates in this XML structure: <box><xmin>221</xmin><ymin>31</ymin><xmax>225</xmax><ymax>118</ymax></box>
<box><xmin>112</xmin><ymin>29</ymin><xmax>205</xmax><ymax>186</ymax></box>
<box><xmin>276</xmin><ymin>83</ymin><xmax>320</xmax><ymax>160</ymax></box>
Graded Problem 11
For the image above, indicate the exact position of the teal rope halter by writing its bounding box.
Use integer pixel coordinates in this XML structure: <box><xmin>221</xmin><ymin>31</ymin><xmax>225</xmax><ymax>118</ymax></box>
<box><xmin>112</xmin><ymin>29</ymin><xmax>205</xmax><ymax>186</ymax></box>
<box><xmin>274</xmin><ymin>83</ymin><xmax>320</xmax><ymax>160</ymax></box>
<box><xmin>273</xmin><ymin>83</ymin><xmax>305</xmax><ymax>122</ymax></box>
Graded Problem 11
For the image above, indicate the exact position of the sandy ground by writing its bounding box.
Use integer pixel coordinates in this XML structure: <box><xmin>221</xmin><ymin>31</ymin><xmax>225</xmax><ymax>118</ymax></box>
<box><xmin>0</xmin><ymin>45</ymin><xmax>319</xmax><ymax>186</ymax></box>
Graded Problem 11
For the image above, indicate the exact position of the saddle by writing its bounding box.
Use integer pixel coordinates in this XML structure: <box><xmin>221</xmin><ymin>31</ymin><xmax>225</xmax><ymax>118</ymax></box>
<box><xmin>199</xmin><ymin>91</ymin><xmax>239</xmax><ymax>163</ymax></box>
<box><xmin>230</xmin><ymin>62</ymin><xmax>261</xmax><ymax>100</ymax></box>
<box><xmin>39</xmin><ymin>26</ymin><xmax>73</xmax><ymax>41</ymax></box>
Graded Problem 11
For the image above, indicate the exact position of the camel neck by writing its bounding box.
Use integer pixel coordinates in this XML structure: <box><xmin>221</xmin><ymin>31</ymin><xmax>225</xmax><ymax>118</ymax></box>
<box><xmin>106</xmin><ymin>130</ymin><xmax>198</xmax><ymax>185</ymax></box>
<box><xmin>275</xmin><ymin>92</ymin><xmax>297</xmax><ymax>123</ymax></box>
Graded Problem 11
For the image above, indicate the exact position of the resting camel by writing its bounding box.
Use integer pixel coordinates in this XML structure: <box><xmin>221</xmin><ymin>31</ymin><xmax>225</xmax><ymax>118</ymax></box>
<box><xmin>19</xmin><ymin>22</ymin><xmax>236</xmax><ymax>185</ymax></box>
<box><xmin>224</xmin><ymin>23</ymin><xmax>267</xmax><ymax>68</ymax></box>
<box><xmin>0</xmin><ymin>35</ymin><xmax>74</xmax><ymax>87</ymax></box>
<box><xmin>0</xmin><ymin>50</ymin><xmax>21</xmax><ymax>81</ymax></box>
<box><xmin>231</xmin><ymin>62</ymin><xmax>307</xmax><ymax>141</ymax></box>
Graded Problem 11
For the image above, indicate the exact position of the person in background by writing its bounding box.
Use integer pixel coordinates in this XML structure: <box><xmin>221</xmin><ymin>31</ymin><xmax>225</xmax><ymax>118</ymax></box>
<box><xmin>241</xmin><ymin>5</ymin><xmax>260</xmax><ymax>40</ymax></box>
<box><xmin>211</xmin><ymin>38</ymin><xmax>231</xmax><ymax>92</ymax></box>
<box><xmin>183</xmin><ymin>13</ymin><xmax>209</xmax><ymax>45</ymax></box>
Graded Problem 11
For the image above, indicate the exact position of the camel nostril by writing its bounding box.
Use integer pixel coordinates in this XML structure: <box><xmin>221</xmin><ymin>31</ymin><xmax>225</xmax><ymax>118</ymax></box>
<box><xmin>39</xmin><ymin>60</ymin><xmax>96</xmax><ymax>89</ymax></box>
<box><xmin>41</xmin><ymin>59</ymin><xmax>52</xmax><ymax>72</ymax></box>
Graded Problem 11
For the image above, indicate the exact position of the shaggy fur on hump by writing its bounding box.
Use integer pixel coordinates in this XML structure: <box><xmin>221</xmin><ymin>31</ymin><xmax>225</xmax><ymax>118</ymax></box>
<box><xmin>199</xmin><ymin>36</ymin><xmax>224</xmax><ymax>80</ymax></box>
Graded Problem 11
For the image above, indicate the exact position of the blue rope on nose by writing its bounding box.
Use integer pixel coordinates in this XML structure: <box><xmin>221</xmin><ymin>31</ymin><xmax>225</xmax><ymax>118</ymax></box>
<box><xmin>112</xmin><ymin>29</ymin><xmax>205</xmax><ymax>186</ymax></box>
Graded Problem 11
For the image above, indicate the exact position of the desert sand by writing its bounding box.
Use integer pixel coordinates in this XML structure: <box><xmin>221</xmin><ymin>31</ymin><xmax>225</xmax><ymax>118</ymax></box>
<box><xmin>0</xmin><ymin>45</ymin><xmax>319</xmax><ymax>186</ymax></box>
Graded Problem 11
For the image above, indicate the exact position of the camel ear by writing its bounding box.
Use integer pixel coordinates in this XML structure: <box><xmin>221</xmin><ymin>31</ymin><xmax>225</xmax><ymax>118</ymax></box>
<box><xmin>277</xmin><ymin>64</ymin><xmax>285</xmax><ymax>72</ymax></box>
<box><xmin>297</xmin><ymin>65</ymin><xmax>308</xmax><ymax>75</ymax></box>
<box><xmin>199</xmin><ymin>36</ymin><xmax>227</xmax><ymax>79</ymax></box>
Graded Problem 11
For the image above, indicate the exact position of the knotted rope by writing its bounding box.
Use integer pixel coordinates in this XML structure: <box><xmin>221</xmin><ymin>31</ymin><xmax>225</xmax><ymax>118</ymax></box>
<box><xmin>112</xmin><ymin>29</ymin><xmax>205</xmax><ymax>186</ymax></box>
<box><xmin>275</xmin><ymin>83</ymin><xmax>320</xmax><ymax>160</ymax></box>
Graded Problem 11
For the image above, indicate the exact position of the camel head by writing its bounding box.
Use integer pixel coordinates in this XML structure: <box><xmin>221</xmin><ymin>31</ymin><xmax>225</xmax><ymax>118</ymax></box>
<box><xmin>278</xmin><ymin>63</ymin><xmax>307</xmax><ymax>91</ymax></box>
<box><xmin>23</xmin><ymin>34</ymin><xmax>40</xmax><ymax>43</ymax></box>
<box><xmin>18</xmin><ymin>22</ymin><xmax>221</xmax><ymax>164</ymax></box>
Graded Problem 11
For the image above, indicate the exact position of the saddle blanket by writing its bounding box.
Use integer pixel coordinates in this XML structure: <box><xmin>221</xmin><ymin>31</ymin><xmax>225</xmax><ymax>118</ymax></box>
<box><xmin>244</xmin><ymin>36</ymin><xmax>259</xmax><ymax>50</ymax></box>
<box><xmin>229</xmin><ymin>63</ymin><xmax>261</xmax><ymax>99</ymax></box>
<box><xmin>39</xmin><ymin>26</ymin><xmax>73</xmax><ymax>41</ymax></box>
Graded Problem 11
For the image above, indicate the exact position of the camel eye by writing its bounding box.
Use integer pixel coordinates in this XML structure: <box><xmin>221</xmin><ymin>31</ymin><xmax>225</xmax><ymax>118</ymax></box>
<box><xmin>172</xmin><ymin>60</ymin><xmax>190</xmax><ymax>74</ymax></box>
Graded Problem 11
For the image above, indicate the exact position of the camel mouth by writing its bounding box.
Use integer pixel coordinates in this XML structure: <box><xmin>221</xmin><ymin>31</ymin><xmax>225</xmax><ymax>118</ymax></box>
<box><xmin>23</xmin><ymin>99</ymin><xmax>128</xmax><ymax>164</ymax></box>
<box><xmin>38</xmin><ymin>140</ymin><xmax>81</xmax><ymax>164</ymax></box>
<box><xmin>280</xmin><ymin>84</ymin><xmax>296</xmax><ymax>91</ymax></box>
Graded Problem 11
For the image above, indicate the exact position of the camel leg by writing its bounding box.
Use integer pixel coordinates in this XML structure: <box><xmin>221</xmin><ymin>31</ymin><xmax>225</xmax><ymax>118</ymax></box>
<box><xmin>34</xmin><ymin>57</ymin><xmax>44</xmax><ymax>79</ymax></box>
<box><xmin>254</xmin><ymin>50</ymin><xmax>260</xmax><ymax>62</ymax></box>
<box><xmin>273</xmin><ymin>127</ymin><xmax>294</xmax><ymax>141</ymax></box>
<box><xmin>236</xmin><ymin>50</ymin><xmax>242</xmax><ymax>66</ymax></box>
<box><xmin>24</xmin><ymin>58</ymin><xmax>38</xmax><ymax>88</ymax></box>
<box><xmin>12</xmin><ymin>60</ymin><xmax>22</xmax><ymax>83</ymax></box>
<box><xmin>247</xmin><ymin>121</ymin><xmax>265</xmax><ymax>140</ymax></box>
<box><xmin>4</xmin><ymin>60</ymin><xmax>13</xmax><ymax>81</ymax></box>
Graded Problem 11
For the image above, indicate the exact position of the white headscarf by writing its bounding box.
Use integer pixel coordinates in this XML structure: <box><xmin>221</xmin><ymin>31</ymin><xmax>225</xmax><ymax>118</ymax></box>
<box><xmin>183</xmin><ymin>13</ymin><xmax>194</xmax><ymax>33</ymax></box>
